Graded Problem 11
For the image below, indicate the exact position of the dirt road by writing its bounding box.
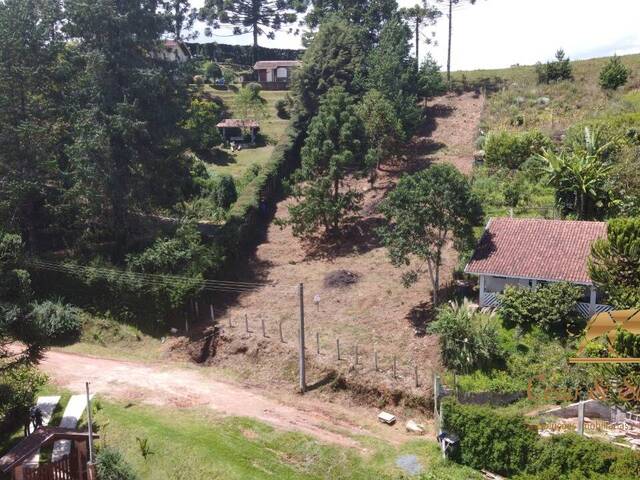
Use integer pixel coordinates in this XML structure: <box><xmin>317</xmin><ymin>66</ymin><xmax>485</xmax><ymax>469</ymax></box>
<box><xmin>41</xmin><ymin>349</ymin><xmax>390</xmax><ymax>448</ymax></box>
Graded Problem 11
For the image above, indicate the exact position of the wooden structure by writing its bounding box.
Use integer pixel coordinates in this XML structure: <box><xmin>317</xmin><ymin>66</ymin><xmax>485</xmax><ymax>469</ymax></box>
<box><xmin>216</xmin><ymin>118</ymin><xmax>260</xmax><ymax>144</ymax></box>
<box><xmin>464</xmin><ymin>217</ymin><xmax>612</xmax><ymax>317</ymax></box>
<box><xmin>251</xmin><ymin>60</ymin><xmax>301</xmax><ymax>90</ymax></box>
<box><xmin>0</xmin><ymin>427</ymin><xmax>98</xmax><ymax>480</ymax></box>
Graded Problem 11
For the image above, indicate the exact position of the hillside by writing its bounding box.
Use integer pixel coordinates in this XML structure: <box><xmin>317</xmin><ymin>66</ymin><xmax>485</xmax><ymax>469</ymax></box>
<box><xmin>452</xmin><ymin>52</ymin><xmax>640</xmax><ymax>133</ymax></box>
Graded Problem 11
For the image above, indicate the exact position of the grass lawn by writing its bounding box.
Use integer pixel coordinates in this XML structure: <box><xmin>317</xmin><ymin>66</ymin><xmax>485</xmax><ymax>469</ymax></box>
<box><xmin>200</xmin><ymin>87</ymin><xmax>290</xmax><ymax>181</ymax></box>
<box><xmin>91</xmin><ymin>400</ymin><xmax>481</xmax><ymax>480</ymax></box>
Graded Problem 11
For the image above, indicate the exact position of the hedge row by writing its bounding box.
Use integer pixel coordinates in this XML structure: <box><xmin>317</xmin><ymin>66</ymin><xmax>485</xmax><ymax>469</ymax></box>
<box><xmin>186</xmin><ymin>42</ymin><xmax>303</xmax><ymax>66</ymax></box>
<box><xmin>442</xmin><ymin>399</ymin><xmax>640</xmax><ymax>479</ymax></box>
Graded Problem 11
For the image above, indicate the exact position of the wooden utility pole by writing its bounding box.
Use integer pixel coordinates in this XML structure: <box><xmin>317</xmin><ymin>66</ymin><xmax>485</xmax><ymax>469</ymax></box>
<box><xmin>85</xmin><ymin>382</ymin><xmax>96</xmax><ymax>478</ymax></box>
<box><xmin>298</xmin><ymin>283</ymin><xmax>306</xmax><ymax>393</ymax></box>
<box><xmin>447</xmin><ymin>0</ymin><xmax>453</xmax><ymax>84</ymax></box>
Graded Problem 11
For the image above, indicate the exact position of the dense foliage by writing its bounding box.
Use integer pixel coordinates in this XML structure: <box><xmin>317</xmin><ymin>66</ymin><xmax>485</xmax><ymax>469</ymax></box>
<box><xmin>498</xmin><ymin>282</ymin><xmax>584</xmax><ymax>336</ymax></box>
<box><xmin>589</xmin><ymin>218</ymin><xmax>640</xmax><ymax>309</ymax></box>
<box><xmin>600</xmin><ymin>55</ymin><xmax>630</xmax><ymax>90</ymax></box>
<box><xmin>535</xmin><ymin>49</ymin><xmax>573</xmax><ymax>84</ymax></box>
<box><xmin>96</xmin><ymin>447</ymin><xmax>140</xmax><ymax>480</ymax></box>
<box><xmin>378</xmin><ymin>164</ymin><xmax>483</xmax><ymax>304</ymax></box>
<box><xmin>483</xmin><ymin>130</ymin><xmax>552</xmax><ymax>169</ymax></box>
<box><xmin>428</xmin><ymin>302</ymin><xmax>504</xmax><ymax>374</ymax></box>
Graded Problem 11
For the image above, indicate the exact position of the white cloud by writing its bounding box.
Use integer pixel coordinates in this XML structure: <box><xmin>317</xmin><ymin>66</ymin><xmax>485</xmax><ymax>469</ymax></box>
<box><xmin>188</xmin><ymin>0</ymin><xmax>640</xmax><ymax>70</ymax></box>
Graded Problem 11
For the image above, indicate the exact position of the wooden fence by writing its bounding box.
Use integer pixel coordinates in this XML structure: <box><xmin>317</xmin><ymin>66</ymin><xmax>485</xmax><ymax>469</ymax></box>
<box><xmin>24</xmin><ymin>455</ymin><xmax>78</xmax><ymax>480</ymax></box>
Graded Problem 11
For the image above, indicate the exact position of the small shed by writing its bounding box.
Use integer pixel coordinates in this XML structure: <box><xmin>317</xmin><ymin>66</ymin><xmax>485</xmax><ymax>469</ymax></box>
<box><xmin>464</xmin><ymin>217</ymin><xmax>611</xmax><ymax>317</ymax></box>
<box><xmin>216</xmin><ymin>119</ymin><xmax>260</xmax><ymax>144</ymax></box>
<box><xmin>252</xmin><ymin>60</ymin><xmax>301</xmax><ymax>89</ymax></box>
<box><xmin>0</xmin><ymin>427</ymin><xmax>98</xmax><ymax>480</ymax></box>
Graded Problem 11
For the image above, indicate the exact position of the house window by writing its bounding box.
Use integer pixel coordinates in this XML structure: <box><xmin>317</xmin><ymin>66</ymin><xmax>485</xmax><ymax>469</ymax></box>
<box><xmin>276</xmin><ymin>67</ymin><xmax>288</xmax><ymax>79</ymax></box>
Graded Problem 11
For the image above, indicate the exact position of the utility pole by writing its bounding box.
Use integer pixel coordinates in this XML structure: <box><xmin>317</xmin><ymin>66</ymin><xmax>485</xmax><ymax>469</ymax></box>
<box><xmin>447</xmin><ymin>0</ymin><xmax>453</xmax><ymax>84</ymax></box>
<box><xmin>298</xmin><ymin>283</ymin><xmax>306</xmax><ymax>393</ymax></box>
<box><xmin>85</xmin><ymin>382</ymin><xmax>96</xmax><ymax>480</ymax></box>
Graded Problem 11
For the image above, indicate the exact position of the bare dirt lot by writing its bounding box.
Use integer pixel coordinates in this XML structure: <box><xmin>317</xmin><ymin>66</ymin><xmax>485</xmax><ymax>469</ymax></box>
<box><xmin>190</xmin><ymin>92</ymin><xmax>485</xmax><ymax>399</ymax></box>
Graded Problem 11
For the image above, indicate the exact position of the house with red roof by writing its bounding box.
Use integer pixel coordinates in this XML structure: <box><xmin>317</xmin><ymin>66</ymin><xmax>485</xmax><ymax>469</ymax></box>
<box><xmin>252</xmin><ymin>60</ymin><xmax>301</xmax><ymax>89</ymax></box>
<box><xmin>464</xmin><ymin>217</ymin><xmax>612</xmax><ymax>317</ymax></box>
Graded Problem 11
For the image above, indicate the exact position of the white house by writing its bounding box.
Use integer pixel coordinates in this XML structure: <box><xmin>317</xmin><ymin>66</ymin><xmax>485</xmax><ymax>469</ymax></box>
<box><xmin>153</xmin><ymin>39</ymin><xmax>191</xmax><ymax>62</ymax></box>
<box><xmin>464</xmin><ymin>217</ymin><xmax>612</xmax><ymax>317</ymax></box>
<box><xmin>252</xmin><ymin>60</ymin><xmax>301</xmax><ymax>89</ymax></box>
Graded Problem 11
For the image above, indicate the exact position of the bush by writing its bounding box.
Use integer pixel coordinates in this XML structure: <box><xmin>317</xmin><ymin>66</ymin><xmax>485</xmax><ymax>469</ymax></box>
<box><xmin>498</xmin><ymin>282</ymin><xmax>584</xmax><ymax>336</ymax></box>
<box><xmin>0</xmin><ymin>364</ymin><xmax>46</xmax><ymax>435</ymax></box>
<box><xmin>484</xmin><ymin>130</ymin><xmax>552</xmax><ymax>169</ymax></box>
<box><xmin>183</xmin><ymin>98</ymin><xmax>222</xmax><ymax>152</ymax></box>
<box><xmin>245</xmin><ymin>81</ymin><xmax>262</xmax><ymax>97</ymax></box>
<box><xmin>29</xmin><ymin>299</ymin><xmax>83</xmax><ymax>343</ymax></box>
<box><xmin>202</xmin><ymin>60</ymin><xmax>222</xmax><ymax>80</ymax></box>
<box><xmin>274</xmin><ymin>99</ymin><xmax>289</xmax><ymax>119</ymax></box>
<box><xmin>599</xmin><ymin>55</ymin><xmax>630</xmax><ymax>90</ymax></box>
<box><xmin>427</xmin><ymin>301</ymin><xmax>504</xmax><ymax>374</ymax></box>
<box><xmin>419</xmin><ymin>53</ymin><xmax>447</xmax><ymax>98</ymax></box>
<box><xmin>535</xmin><ymin>49</ymin><xmax>573</xmax><ymax>84</ymax></box>
<box><xmin>96</xmin><ymin>447</ymin><xmax>139</xmax><ymax>480</ymax></box>
<box><xmin>442</xmin><ymin>399</ymin><xmax>537</xmax><ymax>476</ymax></box>
<box><xmin>211</xmin><ymin>174</ymin><xmax>237</xmax><ymax>210</ymax></box>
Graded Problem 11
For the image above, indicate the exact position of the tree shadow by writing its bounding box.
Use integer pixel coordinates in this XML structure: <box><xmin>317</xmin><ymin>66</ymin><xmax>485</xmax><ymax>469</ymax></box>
<box><xmin>418</xmin><ymin>103</ymin><xmax>455</xmax><ymax>138</ymax></box>
<box><xmin>406</xmin><ymin>301</ymin><xmax>436</xmax><ymax>337</ymax></box>
<box><xmin>199</xmin><ymin>148</ymin><xmax>237</xmax><ymax>166</ymax></box>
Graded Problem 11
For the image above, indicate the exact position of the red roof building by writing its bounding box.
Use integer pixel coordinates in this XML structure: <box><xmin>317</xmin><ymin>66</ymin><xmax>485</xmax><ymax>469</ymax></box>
<box><xmin>252</xmin><ymin>60</ymin><xmax>301</xmax><ymax>89</ymax></box>
<box><xmin>464</xmin><ymin>217</ymin><xmax>611</xmax><ymax>316</ymax></box>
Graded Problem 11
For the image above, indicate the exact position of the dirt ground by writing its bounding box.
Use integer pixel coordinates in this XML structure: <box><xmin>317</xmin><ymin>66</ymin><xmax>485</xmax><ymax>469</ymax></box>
<box><xmin>42</xmin><ymin>349</ymin><xmax>426</xmax><ymax>449</ymax></box>
<box><xmin>195</xmin><ymin>92</ymin><xmax>485</xmax><ymax>396</ymax></box>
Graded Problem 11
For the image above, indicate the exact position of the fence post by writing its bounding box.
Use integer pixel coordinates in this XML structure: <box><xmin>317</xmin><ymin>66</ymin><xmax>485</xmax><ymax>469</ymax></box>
<box><xmin>195</xmin><ymin>301</ymin><xmax>200</xmax><ymax>320</ymax></box>
<box><xmin>355</xmin><ymin>345</ymin><xmax>359</xmax><ymax>366</ymax></box>
<box><xmin>210</xmin><ymin>304</ymin><xmax>215</xmax><ymax>323</ymax></box>
<box><xmin>298</xmin><ymin>283</ymin><xmax>306</xmax><ymax>393</ymax></box>
<box><xmin>393</xmin><ymin>356</ymin><xmax>397</xmax><ymax>379</ymax></box>
<box><xmin>245</xmin><ymin>314</ymin><xmax>249</xmax><ymax>333</ymax></box>
<box><xmin>316</xmin><ymin>332</ymin><xmax>320</xmax><ymax>355</ymax></box>
<box><xmin>374</xmin><ymin>351</ymin><xmax>378</xmax><ymax>372</ymax></box>
<box><xmin>261</xmin><ymin>317</ymin><xmax>266</xmax><ymax>338</ymax></box>
<box><xmin>279</xmin><ymin>320</ymin><xmax>284</xmax><ymax>342</ymax></box>
<box><xmin>336</xmin><ymin>338</ymin><xmax>341</xmax><ymax>361</ymax></box>
<box><xmin>414</xmin><ymin>365</ymin><xmax>419</xmax><ymax>388</ymax></box>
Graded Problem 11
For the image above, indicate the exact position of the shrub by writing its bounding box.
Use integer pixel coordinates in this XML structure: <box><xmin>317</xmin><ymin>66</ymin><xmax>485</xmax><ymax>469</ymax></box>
<box><xmin>442</xmin><ymin>399</ymin><xmax>537</xmax><ymax>476</ymax></box>
<box><xmin>418</xmin><ymin>53</ymin><xmax>447</xmax><ymax>98</ymax></box>
<box><xmin>274</xmin><ymin>98</ymin><xmax>289</xmax><ymax>119</ymax></box>
<box><xmin>498</xmin><ymin>282</ymin><xmax>584</xmax><ymax>336</ymax></box>
<box><xmin>599</xmin><ymin>55</ymin><xmax>630</xmax><ymax>90</ymax></box>
<box><xmin>96</xmin><ymin>447</ymin><xmax>139</xmax><ymax>480</ymax></box>
<box><xmin>211</xmin><ymin>174</ymin><xmax>237</xmax><ymax>210</ymax></box>
<box><xmin>29</xmin><ymin>299</ymin><xmax>83</xmax><ymax>343</ymax></box>
<box><xmin>0</xmin><ymin>364</ymin><xmax>46</xmax><ymax>435</ymax></box>
<box><xmin>428</xmin><ymin>301</ymin><xmax>504</xmax><ymax>374</ymax></box>
<box><xmin>245</xmin><ymin>81</ymin><xmax>262</xmax><ymax>97</ymax></box>
<box><xmin>202</xmin><ymin>60</ymin><xmax>222</xmax><ymax>80</ymax></box>
<box><xmin>535</xmin><ymin>49</ymin><xmax>573</xmax><ymax>84</ymax></box>
<box><xmin>484</xmin><ymin>130</ymin><xmax>552</xmax><ymax>169</ymax></box>
<box><xmin>183</xmin><ymin>98</ymin><xmax>222</xmax><ymax>152</ymax></box>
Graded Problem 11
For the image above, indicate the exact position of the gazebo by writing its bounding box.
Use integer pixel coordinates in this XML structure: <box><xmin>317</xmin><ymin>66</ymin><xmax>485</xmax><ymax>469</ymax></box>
<box><xmin>0</xmin><ymin>427</ymin><xmax>98</xmax><ymax>480</ymax></box>
<box><xmin>216</xmin><ymin>119</ymin><xmax>260</xmax><ymax>144</ymax></box>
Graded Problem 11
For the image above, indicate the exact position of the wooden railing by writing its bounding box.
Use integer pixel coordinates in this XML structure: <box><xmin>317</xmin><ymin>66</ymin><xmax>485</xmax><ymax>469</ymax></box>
<box><xmin>481</xmin><ymin>293</ymin><xmax>612</xmax><ymax>318</ymax></box>
<box><xmin>24</xmin><ymin>454</ymin><xmax>77</xmax><ymax>480</ymax></box>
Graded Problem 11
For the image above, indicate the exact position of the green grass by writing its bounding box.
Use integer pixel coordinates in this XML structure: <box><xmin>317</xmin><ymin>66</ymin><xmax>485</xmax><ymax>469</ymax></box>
<box><xmin>89</xmin><ymin>400</ymin><xmax>482</xmax><ymax>480</ymax></box>
<box><xmin>453</xmin><ymin>53</ymin><xmax>640</xmax><ymax>133</ymax></box>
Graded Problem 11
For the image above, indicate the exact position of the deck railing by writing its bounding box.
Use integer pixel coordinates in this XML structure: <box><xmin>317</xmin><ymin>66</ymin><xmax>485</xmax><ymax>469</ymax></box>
<box><xmin>480</xmin><ymin>293</ymin><xmax>612</xmax><ymax>318</ymax></box>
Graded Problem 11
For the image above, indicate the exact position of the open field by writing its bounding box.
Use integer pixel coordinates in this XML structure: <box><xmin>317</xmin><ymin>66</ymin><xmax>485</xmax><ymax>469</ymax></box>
<box><xmin>453</xmin><ymin>53</ymin><xmax>640</xmax><ymax>133</ymax></box>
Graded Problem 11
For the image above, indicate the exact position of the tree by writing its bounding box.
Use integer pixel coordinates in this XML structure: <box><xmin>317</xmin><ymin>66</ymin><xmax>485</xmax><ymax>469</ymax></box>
<box><xmin>378</xmin><ymin>164</ymin><xmax>483</xmax><ymax>305</ymax></box>
<box><xmin>305</xmin><ymin>0</ymin><xmax>398</xmax><ymax>43</ymax></box>
<box><xmin>599</xmin><ymin>55</ymin><xmax>630</xmax><ymax>90</ymax></box>
<box><xmin>293</xmin><ymin>16</ymin><xmax>368</xmax><ymax>119</ymax></box>
<box><xmin>202</xmin><ymin>61</ymin><xmax>222</xmax><ymax>80</ymax></box>
<box><xmin>427</xmin><ymin>301</ymin><xmax>503</xmax><ymax>374</ymax></box>
<box><xmin>536</xmin><ymin>49</ymin><xmax>573</xmax><ymax>84</ymax></box>
<box><xmin>199</xmin><ymin>0</ymin><xmax>304</xmax><ymax>58</ymax></box>
<box><xmin>538</xmin><ymin>150</ymin><xmax>614</xmax><ymax>220</ymax></box>
<box><xmin>366</xmin><ymin>15</ymin><xmax>421</xmax><ymax>135</ymax></box>
<box><xmin>183</xmin><ymin>98</ymin><xmax>223</xmax><ymax>152</ymax></box>
<box><xmin>285</xmin><ymin>87</ymin><xmax>368</xmax><ymax>238</ymax></box>
<box><xmin>357</xmin><ymin>90</ymin><xmax>403</xmax><ymax>172</ymax></box>
<box><xmin>589</xmin><ymin>218</ymin><xmax>640</xmax><ymax>309</ymax></box>
<box><xmin>0</xmin><ymin>0</ymin><xmax>67</xmax><ymax>251</ymax></box>
<box><xmin>234</xmin><ymin>85</ymin><xmax>268</xmax><ymax>121</ymax></box>
<box><xmin>439</xmin><ymin>0</ymin><xmax>477</xmax><ymax>83</ymax></box>
<box><xmin>165</xmin><ymin>0</ymin><xmax>198</xmax><ymax>40</ymax></box>
<box><xmin>64</xmin><ymin>0</ymin><xmax>193</xmax><ymax>258</ymax></box>
<box><xmin>400</xmin><ymin>2</ymin><xmax>440</xmax><ymax>65</ymax></box>
<box><xmin>418</xmin><ymin>54</ymin><xmax>447</xmax><ymax>98</ymax></box>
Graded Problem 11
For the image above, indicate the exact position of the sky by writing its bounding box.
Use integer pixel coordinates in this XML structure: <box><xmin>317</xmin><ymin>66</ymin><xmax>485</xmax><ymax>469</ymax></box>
<box><xmin>189</xmin><ymin>0</ymin><xmax>640</xmax><ymax>71</ymax></box>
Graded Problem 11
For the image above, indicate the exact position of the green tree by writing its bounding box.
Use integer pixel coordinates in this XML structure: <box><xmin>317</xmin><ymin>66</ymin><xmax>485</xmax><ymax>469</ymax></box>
<box><xmin>305</xmin><ymin>0</ymin><xmax>398</xmax><ymax>43</ymax></box>
<box><xmin>293</xmin><ymin>16</ymin><xmax>367</xmax><ymax>119</ymax></box>
<box><xmin>202</xmin><ymin>60</ymin><xmax>222</xmax><ymax>80</ymax></box>
<box><xmin>439</xmin><ymin>0</ymin><xmax>477</xmax><ymax>83</ymax></box>
<box><xmin>589</xmin><ymin>218</ymin><xmax>640</xmax><ymax>309</ymax></box>
<box><xmin>536</xmin><ymin>49</ymin><xmax>573</xmax><ymax>84</ymax></box>
<box><xmin>366</xmin><ymin>15</ymin><xmax>421</xmax><ymax>135</ymax></box>
<box><xmin>199</xmin><ymin>0</ymin><xmax>304</xmax><ymax>56</ymax></box>
<box><xmin>599</xmin><ymin>55</ymin><xmax>630</xmax><ymax>90</ymax></box>
<box><xmin>418</xmin><ymin>54</ymin><xmax>447</xmax><ymax>98</ymax></box>
<box><xmin>234</xmin><ymin>85</ymin><xmax>268</xmax><ymax>121</ymax></box>
<box><xmin>285</xmin><ymin>87</ymin><xmax>368</xmax><ymax>238</ymax></box>
<box><xmin>427</xmin><ymin>301</ymin><xmax>503</xmax><ymax>374</ymax></box>
<box><xmin>184</xmin><ymin>98</ymin><xmax>223</xmax><ymax>151</ymax></box>
<box><xmin>357</xmin><ymin>90</ymin><xmax>403</xmax><ymax>172</ymax></box>
<box><xmin>0</xmin><ymin>0</ymin><xmax>67</xmax><ymax>251</ymax></box>
<box><xmin>64</xmin><ymin>0</ymin><xmax>193</xmax><ymax>258</ymax></box>
<box><xmin>538</xmin><ymin>150</ymin><xmax>614</xmax><ymax>220</ymax></box>
<box><xmin>378</xmin><ymin>164</ymin><xmax>483</xmax><ymax>305</ymax></box>
<box><xmin>400</xmin><ymin>3</ymin><xmax>440</xmax><ymax>64</ymax></box>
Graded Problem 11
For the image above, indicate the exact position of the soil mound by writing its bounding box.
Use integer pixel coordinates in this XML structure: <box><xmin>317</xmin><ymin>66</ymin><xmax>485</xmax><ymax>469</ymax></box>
<box><xmin>323</xmin><ymin>270</ymin><xmax>360</xmax><ymax>288</ymax></box>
